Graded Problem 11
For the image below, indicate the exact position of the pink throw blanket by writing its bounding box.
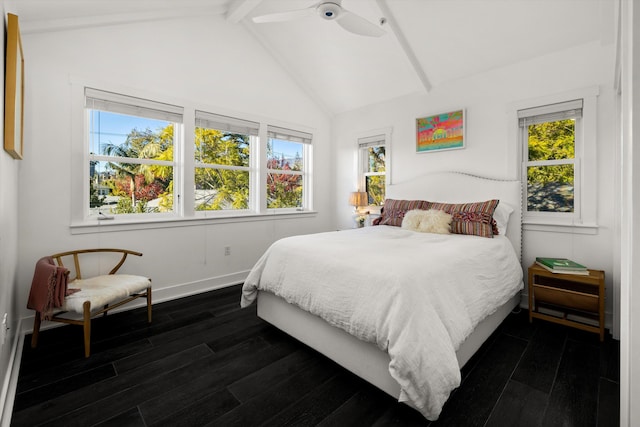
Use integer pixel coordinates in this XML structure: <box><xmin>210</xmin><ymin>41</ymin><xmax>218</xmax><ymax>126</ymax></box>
<box><xmin>27</xmin><ymin>256</ymin><xmax>78</xmax><ymax>319</ymax></box>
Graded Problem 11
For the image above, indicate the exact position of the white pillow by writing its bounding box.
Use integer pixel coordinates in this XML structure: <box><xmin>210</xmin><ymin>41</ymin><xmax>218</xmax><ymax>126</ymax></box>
<box><xmin>493</xmin><ymin>202</ymin><xmax>514</xmax><ymax>236</ymax></box>
<box><xmin>402</xmin><ymin>209</ymin><xmax>452</xmax><ymax>234</ymax></box>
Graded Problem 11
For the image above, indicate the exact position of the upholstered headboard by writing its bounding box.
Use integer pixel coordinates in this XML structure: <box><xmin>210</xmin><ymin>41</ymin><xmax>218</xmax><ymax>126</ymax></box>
<box><xmin>386</xmin><ymin>171</ymin><xmax>522</xmax><ymax>260</ymax></box>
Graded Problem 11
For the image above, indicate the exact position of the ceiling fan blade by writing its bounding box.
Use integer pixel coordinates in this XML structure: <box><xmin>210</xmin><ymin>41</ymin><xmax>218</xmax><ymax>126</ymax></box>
<box><xmin>252</xmin><ymin>7</ymin><xmax>316</xmax><ymax>24</ymax></box>
<box><xmin>336</xmin><ymin>9</ymin><xmax>385</xmax><ymax>37</ymax></box>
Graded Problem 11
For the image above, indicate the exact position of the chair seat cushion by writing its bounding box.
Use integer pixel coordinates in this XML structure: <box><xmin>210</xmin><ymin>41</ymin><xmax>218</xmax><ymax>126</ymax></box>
<box><xmin>62</xmin><ymin>274</ymin><xmax>151</xmax><ymax>313</ymax></box>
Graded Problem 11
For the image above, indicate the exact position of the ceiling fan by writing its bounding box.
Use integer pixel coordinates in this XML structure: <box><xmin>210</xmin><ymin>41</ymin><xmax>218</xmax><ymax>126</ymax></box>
<box><xmin>252</xmin><ymin>1</ymin><xmax>386</xmax><ymax>37</ymax></box>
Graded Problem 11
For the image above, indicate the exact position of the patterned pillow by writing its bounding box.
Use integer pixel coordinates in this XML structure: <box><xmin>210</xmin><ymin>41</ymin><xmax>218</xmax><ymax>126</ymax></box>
<box><xmin>427</xmin><ymin>199</ymin><xmax>500</xmax><ymax>238</ymax></box>
<box><xmin>377</xmin><ymin>199</ymin><xmax>431</xmax><ymax>227</ymax></box>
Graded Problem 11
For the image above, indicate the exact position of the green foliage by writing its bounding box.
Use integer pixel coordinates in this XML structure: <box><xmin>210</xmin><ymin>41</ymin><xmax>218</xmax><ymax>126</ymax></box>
<box><xmin>266</xmin><ymin>139</ymin><xmax>304</xmax><ymax>208</ymax></box>
<box><xmin>195</xmin><ymin>128</ymin><xmax>250</xmax><ymax>210</ymax></box>
<box><xmin>89</xmin><ymin>178</ymin><xmax>105</xmax><ymax>208</ymax></box>
<box><xmin>363</xmin><ymin>145</ymin><xmax>385</xmax><ymax>206</ymax></box>
<box><xmin>527</xmin><ymin>119</ymin><xmax>574</xmax><ymax>184</ymax></box>
<box><xmin>102</xmin><ymin>125</ymin><xmax>174</xmax><ymax>213</ymax></box>
<box><xmin>527</xmin><ymin>119</ymin><xmax>575</xmax><ymax>212</ymax></box>
<box><xmin>114</xmin><ymin>197</ymin><xmax>148</xmax><ymax>214</ymax></box>
<box><xmin>367</xmin><ymin>146</ymin><xmax>385</xmax><ymax>173</ymax></box>
<box><xmin>101</xmin><ymin>124</ymin><xmax>305</xmax><ymax>213</ymax></box>
<box><xmin>197</xmin><ymin>128</ymin><xmax>249</xmax><ymax>166</ymax></box>
<box><xmin>267</xmin><ymin>173</ymin><xmax>302</xmax><ymax>208</ymax></box>
<box><xmin>157</xmin><ymin>181</ymin><xmax>174</xmax><ymax>213</ymax></box>
<box><xmin>366</xmin><ymin>175</ymin><xmax>385</xmax><ymax>206</ymax></box>
<box><xmin>528</xmin><ymin>120</ymin><xmax>574</xmax><ymax>161</ymax></box>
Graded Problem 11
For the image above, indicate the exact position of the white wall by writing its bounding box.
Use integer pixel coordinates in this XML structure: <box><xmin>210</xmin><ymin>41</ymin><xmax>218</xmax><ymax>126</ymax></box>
<box><xmin>0</xmin><ymin>3</ymin><xmax>22</xmax><ymax>423</ymax></box>
<box><xmin>333</xmin><ymin>40</ymin><xmax>617</xmax><ymax>327</ymax></box>
<box><xmin>13</xmin><ymin>15</ymin><xmax>334</xmax><ymax>328</ymax></box>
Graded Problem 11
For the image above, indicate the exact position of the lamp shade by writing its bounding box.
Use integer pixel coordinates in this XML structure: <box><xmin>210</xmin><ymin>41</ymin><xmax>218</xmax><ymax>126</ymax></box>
<box><xmin>348</xmin><ymin>191</ymin><xmax>368</xmax><ymax>207</ymax></box>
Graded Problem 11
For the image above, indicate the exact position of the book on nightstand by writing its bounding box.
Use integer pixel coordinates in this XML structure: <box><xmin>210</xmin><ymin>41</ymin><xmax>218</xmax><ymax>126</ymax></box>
<box><xmin>535</xmin><ymin>257</ymin><xmax>589</xmax><ymax>275</ymax></box>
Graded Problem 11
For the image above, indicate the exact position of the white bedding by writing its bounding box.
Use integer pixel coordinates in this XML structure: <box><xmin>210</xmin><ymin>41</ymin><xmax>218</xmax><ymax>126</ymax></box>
<box><xmin>241</xmin><ymin>225</ymin><xmax>523</xmax><ymax>420</ymax></box>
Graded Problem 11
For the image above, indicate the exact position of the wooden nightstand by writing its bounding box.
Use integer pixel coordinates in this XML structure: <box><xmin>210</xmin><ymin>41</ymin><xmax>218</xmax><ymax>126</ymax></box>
<box><xmin>528</xmin><ymin>263</ymin><xmax>605</xmax><ymax>341</ymax></box>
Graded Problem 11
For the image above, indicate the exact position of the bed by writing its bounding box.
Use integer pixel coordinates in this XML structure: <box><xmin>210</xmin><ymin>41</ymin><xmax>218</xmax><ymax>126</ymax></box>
<box><xmin>241</xmin><ymin>172</ymin><xmax>524</xmax><ymax>420</ymax></box>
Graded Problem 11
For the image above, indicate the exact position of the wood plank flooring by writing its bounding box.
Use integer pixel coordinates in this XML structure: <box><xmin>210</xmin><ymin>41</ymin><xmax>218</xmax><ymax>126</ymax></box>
<box><xmin>11</xmin><ymin>285</ymin><xmax>619</xmax><ymax>426</ymax></box>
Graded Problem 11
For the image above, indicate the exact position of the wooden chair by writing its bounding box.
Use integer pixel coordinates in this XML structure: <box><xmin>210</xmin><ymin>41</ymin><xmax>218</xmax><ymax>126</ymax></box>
<box><xmin>30</xmin><ymin>248</ymin><xmax>152</xmax><ymax>358</ymax></box>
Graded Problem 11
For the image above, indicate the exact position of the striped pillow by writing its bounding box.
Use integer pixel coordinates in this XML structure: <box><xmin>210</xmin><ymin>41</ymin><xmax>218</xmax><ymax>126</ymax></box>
<box><xmin>377</xmin><ymin>199</ymin><xmax>431</xmax><ymax>227</ymax></box>
<box><xmin>428</xmin><ymin>200</ymin><xmax>500</xmax><ymax>238</ymax></box>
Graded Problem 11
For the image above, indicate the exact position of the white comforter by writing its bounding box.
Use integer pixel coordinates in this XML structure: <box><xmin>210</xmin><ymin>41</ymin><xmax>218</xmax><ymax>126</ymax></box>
<box><xmin>241</xmin><ymin>226</ymin><xmax>523</xmax><ymax>420</ymax></box>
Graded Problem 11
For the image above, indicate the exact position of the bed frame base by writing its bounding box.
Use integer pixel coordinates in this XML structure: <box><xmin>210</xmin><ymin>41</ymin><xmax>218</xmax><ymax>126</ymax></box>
<box><xmin>257</xmin><ymin>291</ymin><xmax>520</xmax><ymax>399</ymax></box>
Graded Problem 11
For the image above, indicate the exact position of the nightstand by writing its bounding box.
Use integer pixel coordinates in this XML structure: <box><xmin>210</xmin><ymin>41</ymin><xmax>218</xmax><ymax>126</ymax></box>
<box><xmin>528</xmin><ymin>263</ymin><xmax>605</xmax><ymax>341</ymax></box>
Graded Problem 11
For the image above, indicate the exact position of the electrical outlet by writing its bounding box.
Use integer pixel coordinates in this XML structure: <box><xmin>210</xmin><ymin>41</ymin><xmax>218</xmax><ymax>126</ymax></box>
<box><xmin>224</xmin><ymin>246</ymin><xmax>231</xmax><ymax>256</ymax></box>
<box><xmin>1</xmin><ymin>313</ymin><xmax>7</xmax><ymax>346</ymax></box>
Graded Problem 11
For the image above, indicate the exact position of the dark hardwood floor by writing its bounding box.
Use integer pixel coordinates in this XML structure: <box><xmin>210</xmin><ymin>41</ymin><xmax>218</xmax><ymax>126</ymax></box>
<box><xmin>11</xmin><ymin>285</ymin><xmax>619</xmax><ymax>426</ymax></box>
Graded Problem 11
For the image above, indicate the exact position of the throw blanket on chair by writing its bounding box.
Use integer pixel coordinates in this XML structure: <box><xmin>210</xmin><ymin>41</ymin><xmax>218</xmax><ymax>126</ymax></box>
<box><xmin>27</xmin><ymin>256</ymin><xmax>78</xmax><ymax>319</ymax></box>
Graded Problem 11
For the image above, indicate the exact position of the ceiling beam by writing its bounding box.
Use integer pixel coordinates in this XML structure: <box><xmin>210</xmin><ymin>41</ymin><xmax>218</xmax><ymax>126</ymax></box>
<box><xmin>375</xmin><ymin>0</ymin><xmax>432</xmax><ymax>92</ymax></box>
<box><xmin>226</xmin><ymin>0</ymin><xmax>264</xmax><ymax>23</ymax></box>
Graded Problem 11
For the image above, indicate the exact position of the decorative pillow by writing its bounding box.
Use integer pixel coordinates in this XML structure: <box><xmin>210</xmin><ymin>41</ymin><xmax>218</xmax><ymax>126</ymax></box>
<box><xmin>377</xmin><ymin>199</ymin><xmax>431</xmax><ymax>227</ymax></box>
<box><xmin>428</xmin><ymin>199</ymin><xmax>499</xmax><ymax>238</ymax></box>
<box><xmin>402</xmin><ymin>209</ymin><xmax>452</xmax><ymax>234</ymax></box>
<box><xmin>493</xmin><ymin>202</ymin><xmax>514</xmax><ymax>236</ymax></box>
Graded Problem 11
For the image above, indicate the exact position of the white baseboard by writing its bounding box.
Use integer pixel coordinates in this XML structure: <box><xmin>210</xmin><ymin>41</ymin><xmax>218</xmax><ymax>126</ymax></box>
<box><xmin>0</xmin><ymin>318</ymin><xmax>24</xmax><ymax>427</ymax></box>
<box><xmin>151</xmin><ymin>270</ymin><xmax>249</xmax><ymax>306</ymax></box>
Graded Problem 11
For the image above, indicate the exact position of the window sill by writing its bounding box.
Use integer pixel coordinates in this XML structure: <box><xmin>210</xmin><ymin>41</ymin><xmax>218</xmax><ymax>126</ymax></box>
<box><xmin>70</xmin><ymin>210</ymin><xmax>318</xmax><ymax>234</ymax></box>
<box><xmin>523</xmin><ymin>220</ymin><xmax>598</xmax><ymax>235</ymax></box>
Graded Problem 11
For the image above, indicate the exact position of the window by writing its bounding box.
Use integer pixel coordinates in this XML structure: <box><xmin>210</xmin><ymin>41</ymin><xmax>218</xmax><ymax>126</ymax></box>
<box><xmin>519</xmin><ymin>99</ymin><xmax>582</xmax><ymax>220</ymax></box>
<box><xmin>358</xmin><ymin>134</ymin><xmax>387</xmax><ymax>206</ymax></box>
<box><xmin>86</xmin><ymin>88</ymin><xmax>182</xmax><ymax>217</ymax></box>
<box><xmin>513</xmin><ymin>87</ymin><xmax>598</xmax><ymax>232</ymax></box>
<box><xmin>82</xmin><ymin>87</ymin><xmax>314</xmax><ymax>226</ymax></box>
<box><xmin>194</xmin><ymin>111</ymin><xmax>258</xmax><ymax>211</ymax></box>
<box><xmin>83</xmin><ymin>89</ymin><xmax>314</xmax><ymax>224</ymax></box>
<box><xmin>266</xmin><ymin>126</ymin><xmax>312</xmax><ymax>210</ymax></box>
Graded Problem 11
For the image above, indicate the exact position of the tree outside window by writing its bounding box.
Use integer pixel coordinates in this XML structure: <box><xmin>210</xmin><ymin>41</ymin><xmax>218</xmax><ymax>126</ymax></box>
<box><xmin>364</xmin><ymin>146</ymin><xmax>385</xmax><ymax>206</ymax></box>
<box><xmin>85</xmin><ymin>89</ymin><xmax>313</xmax><ymax>220</ymax></box>
<box><xmin>358</xmin><ymin>134</ymin><xmax>387</xmax><ymax>206</ymax></box>
<box><xmin>519</xmin><ymin>99</ymin><xmax>582</xmax><ymax>219</ymax></box>
<box><xmin>89</xmin><ymin>110</ymin><xmax>176</xmax><ymax>216</ymax></box>
<box><xmin>267</xmin><ymin>138</ymin><xmax>304</xmax><ymax>209</ymax></box>
<box><xmin>526</xmin><ymin>119</ymin><xmax>575</xmax><ymax>212</ymax></box>
<box><xmin>195</xmin><ymin>128</ymin><xmax>251</xmax><ymax>211</ymax></box>
<box><xmin>266</xmin><ymin>126</ymin><xmax>311</xmax><ymax>210</ymax></box>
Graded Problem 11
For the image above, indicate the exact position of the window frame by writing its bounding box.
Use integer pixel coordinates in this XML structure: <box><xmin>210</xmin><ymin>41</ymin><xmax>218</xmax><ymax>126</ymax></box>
<box><xmin>513</xmin><ymin>87</ymin><xmax>599</xmax><ymax>232</ymax></box>
<box><xmin>193</xmin><ymin>110</ymin><xmax>259</xmax><ymax>215</ymax></box>
<box><xmin>519</xmin><ymin>99</ymin><xmax>582</xmax><ymax>221</ymax></box>
<box><xmin>70</xmin><ymin>82</ymin><xmax>316</xmax><ymax>232</ymax></box>
<box><xmin>85</xmin><ymin>88</ymin><xmax>183</xmax><ymax>221</ymax></box>
<box><xmin>357</xmin><ymin>127</ymin><xmax>392</xmax><ymax>207</ymax></box>
<box><xmin>265</xmin><ymin>125</ymin><xmax>313</xmax><ymax>213</ymax></box>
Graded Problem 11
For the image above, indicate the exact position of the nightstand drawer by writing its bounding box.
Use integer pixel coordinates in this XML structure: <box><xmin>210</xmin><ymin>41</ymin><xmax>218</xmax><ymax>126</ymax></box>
<box><xmin>533</xmin><ymin>284</ymin><xmax>598</xmax><ymax>312</ymax></box>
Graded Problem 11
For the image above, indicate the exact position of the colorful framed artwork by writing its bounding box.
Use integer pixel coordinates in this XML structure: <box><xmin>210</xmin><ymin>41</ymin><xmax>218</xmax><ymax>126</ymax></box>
<box><xmin>4</xmin><ymin>13</ymin><xmax>24</xmax><ymax>159</ymax></box>
<box><xmin>416</xmin><ymin>109</ymin><xmax>465</xmax><ymax>153</ymax></box>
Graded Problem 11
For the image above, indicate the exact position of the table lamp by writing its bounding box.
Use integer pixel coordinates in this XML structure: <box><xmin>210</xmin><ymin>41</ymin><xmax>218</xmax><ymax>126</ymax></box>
<box><xmin>349</xmin><ymin>191</ymin><xmax>368</xmax><ymax>227</ymax></box>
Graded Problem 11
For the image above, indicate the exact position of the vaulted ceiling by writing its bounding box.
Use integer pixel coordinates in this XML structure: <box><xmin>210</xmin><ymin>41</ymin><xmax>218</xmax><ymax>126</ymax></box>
<box><xmin>6</xmin><ymin>0</ymin><xmax>614</xmax><ymax>116</ymax></box>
